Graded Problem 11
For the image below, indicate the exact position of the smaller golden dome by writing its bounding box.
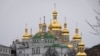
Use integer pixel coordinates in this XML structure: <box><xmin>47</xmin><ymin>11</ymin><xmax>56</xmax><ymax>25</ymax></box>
<box><xmin>23</xmin><ymin>31</ymin><xmax>31</xmax><ymax>39</ymax></box>
<box><xmin>38</xmin><ymin>29</ymin><xmax>42</xmax><ymax>33</ymax></box>
<box><xmin>73</xmin><ymin>27</ymin><xmax>81</xmax><ymax>40</ymax></box>
<box><xmin>23</xmin><ymin>33</ymin><xmax>30</xmax><ymax>37</ymax></box>
<box><xmin>53</xmin><ymin>9</ymin><xmax>57</xmax><ymax>14</ymax></box>
<box><xmin>53</xmin><ymin>3</ymin><xmax>57</xmax><ymax>14</ymax></box>
<box><xmin>76</xmin><ymin>52</ymin><xmax>87</xmax><ymax>56</ymax></box>
<box><xmin>62</xmin><ymin>19</ymin><xmax>69</xmax><ymax>35</ymax></box>
<box><xmin>62</xmin><ymin>28</ymin><xmax>69</xmax><ymax>36</ymax></box>
<box><xmin>73</xmin><ymin>34</ymin><xmax>81</xmax><ymax>39</ymax></box>
<box><xmin>23</xmin><ymin>24</ymin><xmax>31</xmax><ymax>40</ymax></box>
<box><xmin>79</xmin><ymin>40</ymin><xmax>84</xmax><ymax>46</ymax></box>
<box><xmin>67</xmin><ymin>43</ymin><xmax>73</xmax><ymax>48</ymax></box>
<box><xmin>62</xmin><ymin>28</ymin><xmax>69</xmax><ymax>33</ymax></box>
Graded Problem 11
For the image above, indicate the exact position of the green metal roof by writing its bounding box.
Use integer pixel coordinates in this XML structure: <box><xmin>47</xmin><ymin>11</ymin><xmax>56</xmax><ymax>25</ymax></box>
<box><xmin>32</xmin><ymin>32</ymin><xmax>55</xmax><ymax>39</ymax></box>
<box><xmin>44</xmin><ymin>43</ymin><xmax>68</xmax><ymax>48</ymax></box>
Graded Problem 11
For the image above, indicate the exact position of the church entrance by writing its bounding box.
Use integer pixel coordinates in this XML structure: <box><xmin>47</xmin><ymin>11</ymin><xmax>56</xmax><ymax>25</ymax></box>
<box><xmin>44</xmin><ymin>47</ymin><xmax>59</xmax><ymax>56</ymax></box>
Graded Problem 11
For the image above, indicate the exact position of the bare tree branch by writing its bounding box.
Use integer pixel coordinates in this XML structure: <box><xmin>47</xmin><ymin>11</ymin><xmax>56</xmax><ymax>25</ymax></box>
<box><xmin>93</xmin><ymin>9</ymin><xmax>100</xmax><ymax>15</ymax></box>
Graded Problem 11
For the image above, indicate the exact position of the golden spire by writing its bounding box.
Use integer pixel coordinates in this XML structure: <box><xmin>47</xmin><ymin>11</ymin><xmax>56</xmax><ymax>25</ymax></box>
<box><xmin>44</xmin><ymin>16</ymin><xmax>45</xmax><ymax>23</ymax></box>
<box><xmin>53</xmin><ymin>3</ymin><xmax>57</xmax><ymax>20</ymax></box>
<box><xmin>48</xmin><ymin>20</ymin><xmax>52</xmax><ymax>31</ymax></box>
<box><xmin>29</xmin><ymin>28</ymin><xmax>32</xmax><ymax>37</ymax></box>
<box><xmin>23</xmin><ymin>24</ymin><xmax>30</xmax><ymax>40</ymax></box>
<box><xmin>76</xmin><ymin>23</ymin><xmax>78</xmax><ymax>33</ymax></box>
<box><xmin>42</xmin><ymin>16</ymin><xmax>46</xmax><ymax>27</ymax></box>
<box><xmin>25</xmin><ymin>24</ymin><xmax>28</xmax><ymax>34</ymax></box>
<box><xmin>73</xmin><ymin>24</ymin><xmax>81</xmax><ymax>41</ymax></box>
<box><xmin>39</xmin><ymin>17</ymin><xmax>42</xmax><ymax>32</ymax></box>
<box><xmin>62</xmin><ymin>17</ymin><xmax>69</xmax><ymax>35</ymax></box>
<box><xmin>76</xmin><ymin>40</ymin><xmax>87</xmax><ymax>56</ymax></box>
<box><xmin>64</xmin><ymin>17</ymin><xmax>67</xmax><ymax>28</ymax></box>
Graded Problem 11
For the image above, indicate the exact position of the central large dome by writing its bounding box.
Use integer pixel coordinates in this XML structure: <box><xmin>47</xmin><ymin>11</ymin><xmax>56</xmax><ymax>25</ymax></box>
<box><xmin>48</xmin><ymin>9</ymin><xmax>62</xmax><ymax>30</ymax></box>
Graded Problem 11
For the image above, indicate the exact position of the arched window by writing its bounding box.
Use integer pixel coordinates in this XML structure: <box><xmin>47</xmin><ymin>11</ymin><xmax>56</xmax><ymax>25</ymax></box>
<box><xmin>48</xmin><ymin>40</ymin><xmax>49</xmax><ymax>43</ymax></box>
<box><xmin>32</xmin><ymin>48</ymin><xmax>36</xmax><ymax>54</ymax></box>
<box><xmin>36</xmin><ymin>47</ymin><xmax>40</xmax><ymax>54</ymax></box>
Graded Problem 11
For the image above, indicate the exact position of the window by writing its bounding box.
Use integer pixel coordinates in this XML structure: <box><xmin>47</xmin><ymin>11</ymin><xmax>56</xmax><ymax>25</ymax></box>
<box><xmin>6</xmin><ymin>49</ymin><xmax>7</xmax><ymax>53</ymax></box>
<box><xmin>9</xmin><ymin>50</ymin><xmax>11</xmax><ymax>53</ymax></box>
<box><xmin>19</xmin><ymin>51</ymin><xmax>22</xmax><ymax>54</ymax></box>
<box><xmin>3</xmin><ymin>49</ymin><xmax>5</xmax><ymax>52</ymax></box>
<box><xmin>0</xmin><ymin>48</ymin><xmax>2</xmax><ymax>52</ymax></box>
<box><xmin>36</xmin><ymin>47</ymin><xmax>40</xmax><ymax>54</ymax></box>
<box><xmin>32</xmin><ymin>48</ymin><xmax>35</xmax><ymax>54</ymax></box>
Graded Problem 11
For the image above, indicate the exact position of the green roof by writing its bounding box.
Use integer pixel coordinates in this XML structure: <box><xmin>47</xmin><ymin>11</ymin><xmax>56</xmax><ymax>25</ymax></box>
<box><xmin>32</xmin><ymin>32</ymin><xmax>55</xmax><ymax>39</ymax></box>
<box><xmin>44</xmin><ymin>43</ymin><xmax>68</xmax><ymax>48</ymax></box>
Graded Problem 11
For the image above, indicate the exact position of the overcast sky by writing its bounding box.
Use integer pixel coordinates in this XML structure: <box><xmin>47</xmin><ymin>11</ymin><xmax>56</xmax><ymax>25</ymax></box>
<box><xmin>0</xmin><ymin>0</ymin><xmax>100</xmax><ymax>48</ymax></box>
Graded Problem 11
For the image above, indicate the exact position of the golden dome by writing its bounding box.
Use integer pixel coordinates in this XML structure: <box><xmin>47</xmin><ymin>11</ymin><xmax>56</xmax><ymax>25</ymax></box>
<box><xmin>62</xmin><ymin>28</ymin><xmax>69</xmax><ymax>36</ymax></box>
<box><xmin>73</xmin><ymin>33</ymin><xmax>81</xmax><ymax>39</ymax></box>
<box><xmin>38</xmin><ymin>29</ymin><xmax>42</xmax><ymax>33</ymax></box>
<box><xmin>76</xmin><ymin>52</ymin><xmax>87</xmax><ymax>56</ymax></box>
<box><xmin>79</xmin><ymin>40</ymin><xmax>84</xmax><ymax>46</ymax></box>
<box><xmin>23</xmin><ymin>24</ymin><xmax>31</xmax><ymax>40</ymax></box>
<box><xmin>49</xmin><ymin>20</ymin><xmax>62</xmax><ymax>30</ymax></box>
<box><xmin>23</xmin><ymin>33</ymin><xmax>30</xmax><ymax>37</ymax></box>
<box><xmin>23</xmin><ymin>32</ymin><xmax>30</xmax><ymax>40</ymax></box>
<box><xmin>48</xmin><ymin>4</ymin><xmax>61</xmax><ymax>31</ymax></box>
<box><xmin>73</xmin><ymin>27</ymin><xmax>81</xmax><ymax>40</ymax></box>
<box><xmin>67</xmin><ymin>43</ymin><xmax>73</xmax><ymax>48</ymax></box>
<box><xmin>53</xmin><ymin>9</ymin><xmax>57</xmax><ymax>14</ymax></box>
<box><xmin>62</xmin><ymin>20</ymin><xmax>69</xmax><ymax>35</ymax></box>
<box><xmin>53</xmin><ymin>3</ymin><xmax>57</xmax><ymax>14</ymax></box>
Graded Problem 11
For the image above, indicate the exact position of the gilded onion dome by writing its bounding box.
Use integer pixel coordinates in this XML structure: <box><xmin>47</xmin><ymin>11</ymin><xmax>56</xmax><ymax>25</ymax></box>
<box><xmin>73</xmin><ymin>26</ymin><xmax>81</xmax><ymax>41</ymax></box>
<box><xmin>79</xmin><ymin>40</ymin><xmax>84</xmax><ymax>46</ymax></box>
<box><xmin>48</xmin><ymin>5</ymin><xmax>61</xmax><ymax>30</ymax></box>
<box><xmin>67</xmin><ymin>42</ymin><xmax>73</xmax><ymax>48</ymax></box>
<box><xmin>76</xmin><ymin>40</ymin><xmax>87</xmax><ymax>56</ymax></box>
<box><xmin>50</xmin><ymin>20</ymin><xmax>62</xmax><ymax>30</ymax></box>
<box><xmin>77</xmin><ymin>52</ymin><xmax>87</xmax><ymax>56</ymax></box>
<box><xmin>62</xmin><ymin>19</ymin><xmax>69</xmax><ymax>35</ymax></box>
<box><xmin>23</xmin><ymin>24</ymin><xmax>30</xmax><ymax>40</ymax></box>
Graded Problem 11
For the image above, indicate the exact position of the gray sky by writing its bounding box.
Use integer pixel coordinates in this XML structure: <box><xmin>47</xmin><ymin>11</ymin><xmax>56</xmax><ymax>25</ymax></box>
<box><xmin>0</xmin><ymin>0</ymin><xmax>100</xmax><ymax>47</ymax></box>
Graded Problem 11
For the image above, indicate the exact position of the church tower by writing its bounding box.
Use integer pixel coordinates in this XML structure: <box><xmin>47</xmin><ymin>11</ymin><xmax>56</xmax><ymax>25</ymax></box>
<box><xmin>62</xmin><ymin>18</ymin><xmax>69</xmax><ymax>44</ymax></box>
<box><xmin>72</xmin><ymin>25</ymin><xmax>81</xmax><ymax>50</ymax></box>
<box><xmin>38</xmin><ymin>17</ymin><xmax>42</xmax><ymax>33</ymax></box>
<box><xmin>76</xmin><ymin>40</ymin><xmax>87</xmax><ymax>56</ymax></box>
<box><xmin>42</xmin><ymin>16</ymin><xmax>47</xmax><ymax>32</ymax></box>
<box><xmin>23</xmin><ymin>24</ymin><xmax>31</xmax><ymax>40</ymax></box>
<box><xmin>48</xmin><ymin>4</ymin><xmax>62</xmax><ymax>39</ymax></box>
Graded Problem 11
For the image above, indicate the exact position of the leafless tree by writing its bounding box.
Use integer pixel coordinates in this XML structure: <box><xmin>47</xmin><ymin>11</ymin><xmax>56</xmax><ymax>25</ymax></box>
<box><xmin>86</xmin><ymin>0</ymin><xmax>100</xmax><ymax>35</ymax></box>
